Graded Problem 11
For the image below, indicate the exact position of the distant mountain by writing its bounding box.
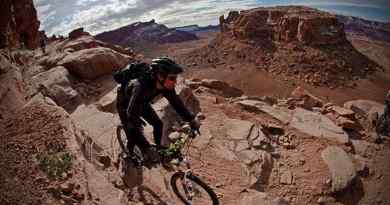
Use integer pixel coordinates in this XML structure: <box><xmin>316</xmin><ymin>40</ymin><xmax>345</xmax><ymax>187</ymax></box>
<box><xmin>95</xmin><ymin>20</ymin><xmax>198</xmax><ymax>50</ymax></box>
<box><xmin>175</xmin><ymin>25</ymin><xmax>220</xmax><ymax>33</ymax></box>
<box><xmin>337</xmin><ymin>15</ymin><xmax>390</xmax><ymax>42</ymax></box>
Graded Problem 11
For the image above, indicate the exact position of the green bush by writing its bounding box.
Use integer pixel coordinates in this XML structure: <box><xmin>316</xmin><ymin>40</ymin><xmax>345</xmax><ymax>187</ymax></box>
<box><xmin>37</xmin><ymin>152</ymin><xmax>72</xmax><ymax>180</ymax></box>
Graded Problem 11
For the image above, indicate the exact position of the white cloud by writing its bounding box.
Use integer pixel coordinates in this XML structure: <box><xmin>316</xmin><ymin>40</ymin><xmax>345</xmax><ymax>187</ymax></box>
<box><xmin>33</xmin><ymin>0</ymin><xmax>390</xmax><ymax>36</ymax></box>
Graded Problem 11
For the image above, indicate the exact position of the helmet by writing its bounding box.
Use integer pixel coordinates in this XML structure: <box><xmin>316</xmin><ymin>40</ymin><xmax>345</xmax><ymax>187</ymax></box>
<box><xmin>150</xmin><ymin>57</ymin><xmax>183</xmax><ymax>75</ymax></box>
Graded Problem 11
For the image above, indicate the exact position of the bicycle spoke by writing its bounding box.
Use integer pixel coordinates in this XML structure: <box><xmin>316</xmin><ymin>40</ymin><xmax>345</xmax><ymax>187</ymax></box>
<box><xmin>173</xmin><ymin>175</ymin><xmax>214</xmax><ymax>205</ymax></box>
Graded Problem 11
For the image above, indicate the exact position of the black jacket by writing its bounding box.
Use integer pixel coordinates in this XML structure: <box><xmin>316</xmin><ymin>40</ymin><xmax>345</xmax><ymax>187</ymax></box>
<box><xmin>117</xmin><ymin>75</ymin><xmax>195</xmax><ymax>122</ymax></box>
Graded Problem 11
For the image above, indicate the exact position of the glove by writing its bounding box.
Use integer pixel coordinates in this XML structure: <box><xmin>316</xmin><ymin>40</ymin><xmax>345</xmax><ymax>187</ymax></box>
<box><xmin>190</xmin><ymin>117</ymin><xmax>201</xmax><ymax>131</ymax></box>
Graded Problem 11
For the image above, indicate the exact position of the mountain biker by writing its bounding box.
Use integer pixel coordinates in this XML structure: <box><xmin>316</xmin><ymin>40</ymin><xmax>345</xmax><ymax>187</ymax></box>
<box><xmin>116</xmin><ymin>57</ymin><xmax>201</xmax><ymax>162</ymax></box>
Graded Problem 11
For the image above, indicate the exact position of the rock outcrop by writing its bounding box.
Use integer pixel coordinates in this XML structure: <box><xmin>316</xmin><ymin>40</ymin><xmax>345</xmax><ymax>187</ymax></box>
<box><xmin>0</xmin><ymin>0</ymin><xmax>40</xmax><ymax>49</ymax></box>
<box><xmin>220</xmin><ymin>6</ymin><xmax>346</xmax><ymax>45</ymax></box>
<box><xmin>184</xmin><ymin>6</ymin><xmax>380</xmax><ymax>88</ymax></box>
<box><xmin>68</xmin><ymin>28</ymin><xmax>91</xmax><ymax>40</ymax></box>
<box><xmin>236</xmin><ymin>99</ymin><xmax>349</xmax><ymax>144</ymax></box>
<box><xmin>58</xmin><ymin>47</ymin><xmax>131</xmax><ymax>79</ymax></box>
<box><xmin>290</xmin><ymin>86</ymin><xmax>324</xmax><ymax>109</ymax></box>
<box><xmin>344</xmin><ymin>100</ymin><xmax>385</xmax><ymax>132</ymax></box>
<box><xmin>0</xmin><ymin>54</ymin><xmax>27</xmax><ymax>119</ymax></box>
<box><xmin>321</xmin><ymin>146</ymin><xmax>357</xmax><ymax>193</ymax></box>
<box><xmin>187</xmin><ymin>78</ymin><xmax>244</xmax><ymax>98</ymax></box>
<box><xmin>31</xmin><ymin>66</ymin><xmax>81</xmax><ymax>111</ymax></box>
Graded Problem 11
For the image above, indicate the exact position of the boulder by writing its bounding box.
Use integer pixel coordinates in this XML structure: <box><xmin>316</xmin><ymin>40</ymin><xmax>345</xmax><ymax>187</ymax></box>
<box><xmin>23</xmin><ymin>92</ymin><xmax>57</xmax><ymax>108</ymax></box>
<box><xmin>68</xmin><ymin>28</ymin><xmax>90</xmax><ymax>40</ymax></box>
<box><xmin>232</xmin><ymin>95</ymin><xmax>277</xmax><ymax>105</ymax></box>
<box><xmin>249</xmin><ymin>126</ymin><xmax>270</xmax><ymax>148</ymax></box>
<box><xmin>32</xmin><ymin>66</ymin><xmax>81</xmax><ymax>111</ymax></box>
<box><xmin>225</xmin><ymin>118</ymin><xmax>255</xmax><ymax>140</ymax></box>
<box><xmin>38</xmin><ymin>52</ymin><xmax>68</xmax><ymax>70</ymax></box>
<box><xmin>321</xmin><ymin>146</ymin><xmax>357</xmax><ymax>193</ymax></box>
<box><xmin>237</xmin><ymin>100</ymin><xmax>293</xmax><ymax>123</ymax></box>
<box><xmin>200</xmin><ymin>79</ymin><xmax>243</xmax><ymax>97</ymax></box>
<box><xmin>336</xmin><ymin>116</ymin><xmax>359</xmax><ymax>130</ymax></box>
<box><xmin>63</xmin><ymin>35</ymin><xmax>100</xmax><ymax>51</ymax></box>
<box><xmin>96</xmin><ymin>87</ymin><xmax>118</xmax><ymax>113</ymax></box>
<box><xmin>344</xmin><ymin>100</ymin><xmax>384</xmax><ymax>131</ymax></box>
<box><xmin>62</xmin><ymin>35</ymin><xmax>134</xmax><ymax>57</ymax></box>
<box><xmin>237</xmin><ymin>100</ymin><xmax>349</xmax><ymax>144</ymax></box>
<box><xmin>58</xmin><ymin>47</ymin><xmax>132</xmax><ymax>79</ymax></box>
<box><xmin>344</xmin><ymin>100</ymin><xmax>384</xmax><ymax>117</ymax></box>
<box><xmin>330</xmin><ymin>105</ymin><xmax>355</xmax><ymax>118</ymax></box>
<box><xmin>290</xmin><ymin>86</ymin><xmax>324</xmax><ymax>109</ymax></box>
<box><xmin>289</xmin><ymin>108</ymin><xmax>349</xmax><ymax>144</ymax></box>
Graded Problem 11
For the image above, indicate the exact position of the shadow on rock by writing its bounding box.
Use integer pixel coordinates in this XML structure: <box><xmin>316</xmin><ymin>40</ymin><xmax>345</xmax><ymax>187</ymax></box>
<box><xmin>128</xmin><ymin>185</ymin><xmax>169</xmax><ymax>205</ymax></box>
<box><xmin>334</xmin><ymin>177</ymin><xmax>364</xmax><ymax>205</ymax></box>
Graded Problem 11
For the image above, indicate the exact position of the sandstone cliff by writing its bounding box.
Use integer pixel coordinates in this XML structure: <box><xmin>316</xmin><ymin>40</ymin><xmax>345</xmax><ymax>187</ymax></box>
<box><xmin>0</xmin><ymin>0</ymin><xmax>40</xmax><ymax>49</ymax></box>
<box><xmin>220</xmin><ymin>6</ymin><xmax>346</xmax><ymax>45</ymax></box>
<box><xmin>182</xmin><ymin>6</ymin><xmax>381</xmax><ymax>88</ymax></box>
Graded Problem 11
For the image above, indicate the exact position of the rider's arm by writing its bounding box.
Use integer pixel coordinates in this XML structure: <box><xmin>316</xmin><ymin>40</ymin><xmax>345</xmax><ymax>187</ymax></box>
<box><xmin>125</xmin><ymin>79</ymin><xmax>142</xmax><ymax>118</ymax></box>
<box><xmin>163</xmin><ymin>90</ymin><xmax>195</xmax><ymax>122</ymax></box>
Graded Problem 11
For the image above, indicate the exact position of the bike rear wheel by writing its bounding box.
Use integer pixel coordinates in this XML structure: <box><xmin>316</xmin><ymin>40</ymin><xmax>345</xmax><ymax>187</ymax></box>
<box><xmin>171</xmin><ymin>171</ymin><xmax>219</xmax><ymax>205</ymax></box>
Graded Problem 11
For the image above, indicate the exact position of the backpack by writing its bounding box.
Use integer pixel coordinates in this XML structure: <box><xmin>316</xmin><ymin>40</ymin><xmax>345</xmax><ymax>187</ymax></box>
<box><xmin>113</xmin><ymin>62</ymin><xmax>150</xmax><ymax>85</ymax></box>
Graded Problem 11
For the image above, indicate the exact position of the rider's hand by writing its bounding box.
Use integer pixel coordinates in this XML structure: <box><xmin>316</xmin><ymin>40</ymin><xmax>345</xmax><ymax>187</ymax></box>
<box><xmin>190</xmin><ymin>117</ymin><xmax>201</xmax><ymax>131</ymax></box>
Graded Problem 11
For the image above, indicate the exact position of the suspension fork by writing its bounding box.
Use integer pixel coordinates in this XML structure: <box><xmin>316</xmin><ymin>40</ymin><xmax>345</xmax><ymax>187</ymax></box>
<box><xmin>182</xmin><ymin>153</ymin><xmax>195</xmax><ymax>200</ymax></box>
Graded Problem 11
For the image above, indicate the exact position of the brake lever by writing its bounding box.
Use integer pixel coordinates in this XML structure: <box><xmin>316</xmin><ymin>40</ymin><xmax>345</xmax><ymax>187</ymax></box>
<box><xmin>189</xmin><ymin>129</ymin><xmax>201</xmax><ymax>138</ymax></box>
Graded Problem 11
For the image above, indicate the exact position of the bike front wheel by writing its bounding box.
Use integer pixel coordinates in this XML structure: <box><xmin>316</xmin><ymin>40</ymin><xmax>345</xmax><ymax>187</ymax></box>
<box><xmin>171</xmin><ymin>171</ymin><xmax>219</xmax><ymax>205</ymax></box>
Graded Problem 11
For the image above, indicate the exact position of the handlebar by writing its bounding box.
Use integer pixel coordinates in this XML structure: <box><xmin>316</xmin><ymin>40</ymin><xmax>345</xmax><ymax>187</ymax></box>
<box><xmin>159</xmin><ymin>127</ymin><xmax>200</xmax><ymax>158</ymax></box>
<box><xmin>189</xmin><ymin>128</ymin><xmax>201</xmax><ymax>138</ymax></box>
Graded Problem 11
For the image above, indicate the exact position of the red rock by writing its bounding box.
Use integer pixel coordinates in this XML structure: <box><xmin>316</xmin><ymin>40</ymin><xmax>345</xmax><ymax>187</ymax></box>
<box><xmin>58</xmin><ymin>47</ymin><xmax>132</xmax><ymax>79</ymax></box>
<box><xmin>0</xmin><ymin>0</ymin><xmax>40</xmax><ymax>49</ymax></box>
<box><xmin>220</xmin><ymin>6</ymin><xmax>346</xmax><ymax>45</ymax></box>
<box><xmin>290</xmin><ymin>86</ymin><xmax>324</xmax><ymax>109</ymax></box>
<box><xmin>330</xmin><ymin>105</ymin><xmax>355</xmax><ymax>119</ymax></box>
<box><xmin>68</xmin><ymin>27</ymin><xmax>90</xmax><ymax>40</ymax></box>
<box><xmin>336</xmin><ymin>116</ymin><xmax>359</xmax><ymax>130</ymax></box>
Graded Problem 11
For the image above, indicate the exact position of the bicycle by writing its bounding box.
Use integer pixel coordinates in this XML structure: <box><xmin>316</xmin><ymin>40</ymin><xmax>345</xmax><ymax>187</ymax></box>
<box><xmin>116</xmin><ymin>124</ymin><xmax>220</xmax><ymax>205</ymax></box>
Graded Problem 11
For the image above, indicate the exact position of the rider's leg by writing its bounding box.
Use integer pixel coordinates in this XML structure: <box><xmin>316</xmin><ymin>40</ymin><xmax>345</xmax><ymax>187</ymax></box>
<box><xmin>125</xmin><ymin>117</ymin><xmax>160</xmax><ymax>163</ymax></box>
<box><xmin>141</xmin><ymin>104</ymin><xmax>164</xmax><ymax>147</ymax></box>
<box><xmin>124</xmin><ymin>117</ymin><xmax>151</xmax><ymax>153</ymax></box>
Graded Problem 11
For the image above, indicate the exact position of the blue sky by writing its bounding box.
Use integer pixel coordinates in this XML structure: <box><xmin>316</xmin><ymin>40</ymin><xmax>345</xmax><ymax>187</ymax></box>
<box><xmin>33</xmin><ymin>0</ymin><xmax>390</xmax><ymax>36</ymax></box>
